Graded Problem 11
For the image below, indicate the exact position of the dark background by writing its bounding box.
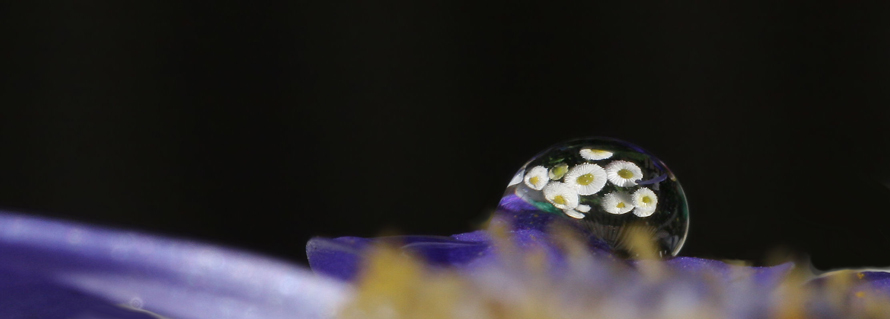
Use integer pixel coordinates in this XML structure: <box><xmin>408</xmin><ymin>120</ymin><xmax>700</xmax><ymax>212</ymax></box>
<box><xmin>2</xmin><ymin>2</ymin><xmax>889</xmax><ymax>270</ymax></box>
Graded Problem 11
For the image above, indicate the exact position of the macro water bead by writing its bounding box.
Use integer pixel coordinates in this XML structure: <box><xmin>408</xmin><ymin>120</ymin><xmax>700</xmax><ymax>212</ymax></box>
<box><xmin>503</xmin><ymin>138</ymin><xmax>689</xmax><ymax>257</ymax></box>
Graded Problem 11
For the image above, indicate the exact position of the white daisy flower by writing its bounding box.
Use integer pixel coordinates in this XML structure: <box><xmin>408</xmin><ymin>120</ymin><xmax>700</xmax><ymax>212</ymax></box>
<box><xmin>576</xmin><ymin>204</ymin><xmax>590</xmax><ymax>212</ymax></box>
<box><xmin>605</xmin><ymin>160</ymin><xmax>644</xmax><ymax>187</ymax></box>
<box><xmin>563</xmin><ymin>209</ymin><xmax>586</xmax><ymax>219</ymax></box>
<box><xmin>632</xmin><ymin>187</ymin><xmax>658</xmax><ymax>217</ymax></box>
<box><xmin>563</xmin><ymin>163</ymin><xmax>608</xmax><ymax>195</ymax></box>
<box><xmin>579</xmin><ymin>148</ymin><xmax>614</xmax><ymax>160</ymax></box>
<box><xmin>548</xmin><ymin>163</ymin><xmax>569</xmax><ymax>180</ymax></box>
<box><xmin>523</xmin><ymin>166</ymin><xmax>549</xmax><ymax>190</ymax></box>
<box><xmin>601</xmin><ymin>191</ymin><xmax>634</xmax><ymax>215</ymax></box>
<box><xmin>542</xmin><ymin>182</ymin><xmax>579</xmax><ymax>210</ymax></box>
<box><xmin>632</xmin><ymin>187</ymin><xmax>658</xmax><ymax>210</ymax></box>
<box><xmin>507</xmin><ymin>169</ymin><xmax>525</xmax><ymax>186</ymax></box>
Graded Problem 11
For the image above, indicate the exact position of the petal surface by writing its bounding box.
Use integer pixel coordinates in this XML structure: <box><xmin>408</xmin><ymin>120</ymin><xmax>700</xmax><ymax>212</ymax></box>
<box><xmin>0</xmin><ymin>212</ymin><xmax>348</xmax><ymax>319</ymax></box>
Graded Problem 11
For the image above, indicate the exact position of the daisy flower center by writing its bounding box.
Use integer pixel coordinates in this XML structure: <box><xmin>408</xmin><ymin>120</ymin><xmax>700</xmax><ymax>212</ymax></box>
<box><xmin>642</xmin><ymin>196</ymin><xmax>652</xmax><ymax>204</ymax></box>
<box><xmin>617</xmin><ymin>169</ymin><xmax>634</xmax><ymax>179</ymax></box>
<box><xmin>616</xmin><ymin>202</ymin><xmax>626</xmax><ymax>208</ymax></box>
<box><xmin>529</xmin><ymin>176</ymin><xmax>540</xmax><ymax>186</ymax></box>
<box><xmin>576</xmin><ymin>173</ymin><xmax>595</xmax><ymax>185</ymax></box>
<box><xmin>553</xmin><ymin>195</ymin><xmax>567</xmax><ymax>205</ymax></box>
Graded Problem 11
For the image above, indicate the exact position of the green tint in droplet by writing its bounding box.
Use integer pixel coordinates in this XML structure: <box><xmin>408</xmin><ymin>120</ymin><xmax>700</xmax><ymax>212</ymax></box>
<box><xmin>549</xmin><ymin>163</ymin><xmax>568</xmax><ymax>180</ymax></box>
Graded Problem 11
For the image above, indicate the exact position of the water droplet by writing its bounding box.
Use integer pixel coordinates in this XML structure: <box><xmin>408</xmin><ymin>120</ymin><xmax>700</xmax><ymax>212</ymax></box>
<box><xmin>500</xmin><ymin>137</ymin><xmax>689</xmax><ymax>257</ymax></box>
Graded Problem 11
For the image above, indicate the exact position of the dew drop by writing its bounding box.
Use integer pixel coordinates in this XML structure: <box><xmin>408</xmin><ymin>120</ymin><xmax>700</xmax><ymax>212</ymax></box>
<box><xmin>500</xmin><ymin>137</ymin><xmax>690</xmax><ymax>257</ymax></box>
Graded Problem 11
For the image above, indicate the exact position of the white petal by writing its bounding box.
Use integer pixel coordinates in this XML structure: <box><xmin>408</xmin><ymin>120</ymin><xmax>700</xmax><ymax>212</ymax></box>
<box><xmin>563</xmin><ymin>163</ymin><xmax>608</xmax><ymax>195</ymax></box>
<box><xmin>542</xmin><ymin>182</ymin><xmax>579</xmax><ymax>210</ymax></box>
<box><xmin>576</xmin><ymin>204</ymin><xmax>590</xmax><ymax>213</ymax></box>
<box><xmin>601</xmin><ymin>191</ymin><xmax>634</xmax><ymax>215</ymax></box>
<box><xmin>564</xmin><ymin>209</ymin><xmax>586</xmax><ymax>219</ymax></box>
<box><xmin>632</xmin><ymin>187</ymin><xmax>658</xmax><ymax>210</ymax></box>
<box><xmin>633</xmin><ymin>206</ymin><xmax>657</xmax><ymax>217</ymax></box>
<box><xmin>507</xmin><ymin>169</ymin><xmax>524</xmax><ymax>186</ymax></box>
<box><xmin>579</xmin><ymin>148</ymin><xmax>613</xmax><ymax>160</ymax></box>
<box><xmin>523</xmin><ymin>166</ymin><xmax>550</xmax><ymax>190</ymax></box>
<box><xmin>605</xmin><ymin>160</ymin><xmax>644</xmax><ymax>187</ymax></box>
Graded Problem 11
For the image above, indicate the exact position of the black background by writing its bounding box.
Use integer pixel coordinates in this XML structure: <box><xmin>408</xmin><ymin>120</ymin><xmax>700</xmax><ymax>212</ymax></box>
<box><xmin>2</xmin><ymin>2</ymin><xmax>889</xmax><ymax>270</ymax></box>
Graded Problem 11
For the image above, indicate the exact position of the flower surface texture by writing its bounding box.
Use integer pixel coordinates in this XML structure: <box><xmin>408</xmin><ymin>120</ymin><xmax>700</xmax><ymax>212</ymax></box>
<box><xmin>0</xmin><ymin>211</ymin><xmax>347</xmax><ymax>318</ymax></box>
<box><xmin>2</xmin><ymin>202</ymin><xmax>890</xmax><ymax>318</ymax></box>
<box><xmin>308</xmin><ymin>195</ymin><xmax>890</xmax><ymax>319</ymax></box>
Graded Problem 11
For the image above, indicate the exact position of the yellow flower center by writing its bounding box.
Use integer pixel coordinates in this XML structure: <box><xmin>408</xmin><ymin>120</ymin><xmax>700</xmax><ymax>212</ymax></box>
<box><xmin>529</xmin><ymin>176</ymin><xmax>540</xmax><ymax>186</ymax></box>
<box><xmin>617</xmin><ymin>169</ymin><xmax>634</xmax><ymax>179</ymax></box>
<box><xmin>642</xmin><ymin>196</ymin><xmax>652</xmax><ymax>204</ymax></box>
<box><xmin>553</xmin><ymin>195</ymin><xmax>567</xmax><ymax>205</ymax></box>
<box><xmin>616</xmin><ymin>202</ymin><xmax>626</xmax><ymax>208</ymax></box>
<box><xmin>576</xmin><ymin>173</ymin><xmax>594</xmax><ymax>185</ymax></box>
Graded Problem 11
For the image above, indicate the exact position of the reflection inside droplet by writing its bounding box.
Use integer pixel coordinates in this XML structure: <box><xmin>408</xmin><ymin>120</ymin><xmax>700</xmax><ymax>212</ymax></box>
<box><xmin>498</xmin><ymin>137</ymin><xmax>689</xmax><ymax>257</ymax></box>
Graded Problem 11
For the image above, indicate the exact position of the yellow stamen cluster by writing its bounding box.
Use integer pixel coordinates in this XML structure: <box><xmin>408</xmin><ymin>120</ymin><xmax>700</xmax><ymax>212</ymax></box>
<box><xmin>576</xmin><ymin>173</ymin><xmax>594</xmax><ymax>186</ymax></box>
<box><xmin>618</xmin><ymin>169</ymin><xmax>634</xmax><ymax>179</ymax></box>
<box><xmin>337</xmin><ymin>228</ymin><xmax>890</xmax><ymax>319</ymax></box>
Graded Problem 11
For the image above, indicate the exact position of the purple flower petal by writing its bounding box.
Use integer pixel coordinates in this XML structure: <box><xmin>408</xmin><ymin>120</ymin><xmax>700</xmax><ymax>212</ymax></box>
<box><xmin>307</xmin><ymin>235</ymin><xmax>495</xmax><ymax>280</ymax></box>
<box><xmin>665</xmin><ymin>257</ymin><xmax>794</xmax><ymax>287</ymax></box>
<box><xmin>492</xmin><ymin>194</ymin><xmax>561</xmax><ymax>231</ymax></box>
<box><xmin>450</xmin><ymin>230</ymin><xmax>490</xmax><ymax>242</ymax></box>
<box><xmin>0</xmin><ymin>212</ymin><xmax>347</xmax><ymax>319</ymax></box>
<box><xmin>855</xmin><ymin>272</ymin><xmax>890</xmax><ymax>299</ymax></box>
<box><xmin>402</xmin><ymin>241</ymin><xmax>489</xmax><ymax>265</ymax></box>
<box><xmin>0</xmin><ymin>271</ymin><xmax>159</xmax><ymax>318</ymax></box>
<box><xmin>806</xmin><ymin>270</ymin><xmax>890</xmax><ymax>297</ymax></box>
<box><xmin>308</xmin><ymin>206</ymin><xmax>620</xmax><ymax>281</ymax></box>
<box><xmin>306</xmin><ymin>237</ymin><xmax>371</xmax><ymax>281</ymax></box>
<box><xmin>856</xmin><ymin>271</ymin><xmax>890</xmax><ymax>294</ymax></box>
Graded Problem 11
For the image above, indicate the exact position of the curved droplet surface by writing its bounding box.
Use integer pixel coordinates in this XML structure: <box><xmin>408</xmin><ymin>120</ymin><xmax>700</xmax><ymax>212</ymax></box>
<box><xmin>501</xmin><ymin>137</ymin><xmax>689</xmax><ymax>257</ymax></box>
